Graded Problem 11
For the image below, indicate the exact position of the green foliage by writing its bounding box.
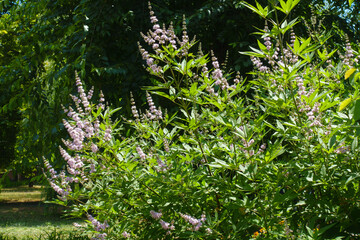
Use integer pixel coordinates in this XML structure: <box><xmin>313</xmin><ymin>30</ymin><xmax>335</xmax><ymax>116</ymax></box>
<box><xmin>0</xmin><ymin>0</ymin><xmax>260</xmax><ymax>178</ymax></box>
<box><xmin>1</xmin><ymin>0</ymin><xmax>360</xmax><ymax>237</ymax></box>
<box><xmin>1</xmin><ymin>0</ymin><xmax>360</xmax><ymax>183</ymax></box>
<box><xmin>41</xmin><ymin>1</ymin><xmax>360</xmax><ymax>239</ymax></box>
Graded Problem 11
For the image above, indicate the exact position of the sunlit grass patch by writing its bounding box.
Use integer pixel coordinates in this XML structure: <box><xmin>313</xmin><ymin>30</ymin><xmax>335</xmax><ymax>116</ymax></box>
<box><xmin>0</xmin><ymin>185</ymin><xmax>45</xmax><ymax>202</ymax></box>
<box><xmin>0</xmin><ymin>186</ymin><xmax>44</xmax><ymax>203</ymax></box>
<box><xmin>0</xmin><ymin>223</ymin><xmax>81</xmax><ymax>239</ymax></box>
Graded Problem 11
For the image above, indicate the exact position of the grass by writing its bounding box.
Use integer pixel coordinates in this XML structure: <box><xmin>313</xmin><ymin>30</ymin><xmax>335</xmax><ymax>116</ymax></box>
<box><xmin>0</xmin><ymin>185</ymin><xmax>89</xmax><ymax>240</ymax></box>
<box><xmin>0</xmin><ymin>185</ymin><xmax>44</xmax><ymax>203</ymax></box>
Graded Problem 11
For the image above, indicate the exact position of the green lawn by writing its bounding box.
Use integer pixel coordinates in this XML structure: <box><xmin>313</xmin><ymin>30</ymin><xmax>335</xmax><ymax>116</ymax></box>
<box><xmin>0</xmin><ymin>185</ymin><xmax>44</xmax><ymax>203</ymax></box>
<box><xmin>0</xmin><ymin>186</ymin><xmax>88</xmax><ymax>240</ymax></box>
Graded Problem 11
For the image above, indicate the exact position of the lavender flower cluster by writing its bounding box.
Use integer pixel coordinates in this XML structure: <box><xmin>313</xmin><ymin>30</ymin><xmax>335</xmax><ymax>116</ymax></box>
<box><xmin>145</xmin><ymin>91</ymin><xmax>163</xmax><ymax>120</ymax></box>
<box><xmin>138</xmin><ymin>2</ymin><xmax>195</xmax><ymax>75</ymax></box>
<box><xmin>43</xmin><ymin>73</ymin><xmax>113</xmax><ymax>237</ymax></box>
<box><xmin>87</xmin><ymin>214</ymin><xmax>109</xmax><ymax>240</ymax></box>
<box><xmin>341</xmin><ymin>36</ymin><xmax>358</xmax><ymax>67</ymax></box>
<box><xmin>88</xmin><ymin>214</ymin><xmax>109</xmax><ymax>240</ymax></box>
<box><xmin>88</xmin><ymin>214</ymin><xmax>109</xmax><ymax>232</ymax></box>
<box><xmin>148</xmin><ymin>210</ymin><xmax>212</xmax><ymax>236</ymax></box>
<box><xmin>237</xmin><ymin>139</ymin><xmax>267</xmax><ymax>158</ymax></box>
<box><xmin>130</xmin><ymin>91</ymin><xmax>162</xmax><ymax>122</ymax></box>
<box><xmin>295</xmin><ymin>77</ymin><xmax>323</xmax><ymax>129</ymax></box>
<box><xmin>43</xmin><ymin>159</ymin><xmax>71</xmax><ymax>201</ymax></box>
<box><xmin>251</xmin><ymin>23</ymin><xmax>299</xmax><ymax>77</ymax></box>
<box><xmin>335</xmin><ymin>143</ymin><xmax>350</xmax><ymax>154</ymax></box>
<box><xmin>136</xmin><ymin>146</ymin><xmax>146</xmax><ymax>160</ymax></box>
<box><xmin>135</xmin><ymin>144</ymin><xmax>170</xmax><ymax>172</ymax></box>
<box><xmin>210</xmin><ymin>51</ymin><xmax>230</xmax><ymax>90</ymax></box>
<box><xmin>138</xmin><ymin>2</ymin><xmax>240</xmax><ymax>98</ymax></box>
<box><xmin>179</xmin><ymin>212</ymin><xmax>211</xmax><ymax>233</ymax></box>
<box><xmin>156</xmin><ymin>157</ymin><xmax>169</xmax><ymax>172</ymax></box>
<box><xmin>121</xmin><ymin>231</ymin><xmax>131</xmax><ymax>238</ymax></box>
<box><xmin>233</xmin><ymin>126</ymin><xmax>267</xmax><ymax>158</ymax></box>
<box><xmin>150</xmin><ymin>210</ymin><xmax>175</xmax><ymax>235</ymax></box>
<box><xmin>44</xmin><ymin>73</ymin><xmax>110</xmax><ymax>195</ymax></box>
<box><xmin>62</xmin><ymin>73</ymin><xmax>110</xmax><ymax>152</ymax></box>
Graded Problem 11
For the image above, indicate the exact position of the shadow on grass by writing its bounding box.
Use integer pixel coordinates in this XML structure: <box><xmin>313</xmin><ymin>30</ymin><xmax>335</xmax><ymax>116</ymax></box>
<box><xmin>0</xmin><ymin>186</ymin><xmax>89</xmax><ymax>240</ymax></box>
<box><xmin>0</xmin><ymin>202</ymin><xmax>73</xmax><ymax>227</ymax></box>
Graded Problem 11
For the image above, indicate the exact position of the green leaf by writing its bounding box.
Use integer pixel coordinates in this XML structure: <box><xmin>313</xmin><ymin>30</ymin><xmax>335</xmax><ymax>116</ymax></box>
<box><xmin>276</xmin><ymin>120</ymin><xmax>285</xmax><ymax>131</ymax></box>
<box><xmin>328</xmin><ymin>135</ymin><xmax>336</xmax><ymax>149</ymax></box>
<box><xmin>297</xmin><ymin>37</ymin><xmax>311</xmax><ymax>54</ymax></box>
<box><xmin>278</xmin><ymin>0</ymin><xmax>287</xmax><ymax>13</ymax></box>
<box><xmin>189</xmin><ymin>82</ymin><xmax>198</xmax><ymax>97</ymax></box>
<box><xmin>239</xmin><ymin>50</ymin><xmax>264</xmax><ymax>58</ymax></box>
<box><xmin>352</xmin><ymin>137</ymin><xmax>358</xmax><ymax>152</ymax></box>
<box><xmin>349</xmin><ymin>0</ymin><xmax>354</xmax><ymax>6</ymax></box>
<box><xmin>152</xmin><ymin>91</ymin><xmax>175</xmax><ymax>102</ymax></box>
<box><xmin>293</xmin><ymin>38</ymin><xmax>300</xmax><ymax>52</ymax></box>
<box><xmin>274</xmin><ymin>189</ymin><xmax>298</xmax><ymax>203</ymax></box>
<box><xmin>317</xmin><ymin>49</ymin><xmax>326</xmax><ymax>61</ymax></box>
<box><xmin>345</xmin><ymin>68</ymin><xmax>356</xmax><ymax>80</ymax></box>
<box><xmin>255</xmin><ymin>1</ymin><xmax>269</xmax><ymax>18</ymax></box>
<box><xmin>345</xmin><ymin>173</ymin><xmax>359</xmax><ymax>185</ymax></box>
<box><xmin>355</xmin><ymin>73</ymin><xmax>360</xmax><ymax>82</ymax></box>
<box><xmin>339</xmin><ymin>97</ymin><xmax>353</xmax><ymax>111</ymax></box>
<box><xmin>208</xmin><ymin>158</ymin><xmax>230</xmax><ymax>169</ymax></box>
<box><xmin>353</xmin><ymin>99</ymin><xmax>360</xmax><ymax>121</ymax></box>
<box><xmin>240</xmin><ymin>1</ymin><xmax>269</xmax><ymax>18</ymax></box>
<box><xmin>306</xmin><ymin>172</ymin><xmax>313</xmax><ymax>182</ymax></box>
<box><xmin>296</xmin><ymin>200</ymin><xmax>306</xmax><ymax>206</ymax></box>
<box><xmin>257</xmin><ymin>39</ymin><xmax>267</xmax><ymax>52</ymax></box>
<box><xmin>291</xmin><ymin>0</ymin><xmax>301</xmax><ymax>11</ymax></box>
<box><xmin>276</xmin><ymin>0</ymin><xmax>300</xmax><ymax>14</ymax></box>
<box><xmin>203</xmin><ymin>97</ymin><xmax>224</xmax><ymax>111</ymax></box>
<box><xmin>327</xmin><ymin>48</ymin><xmax>337</xmax><ymax>59</ymax></box>
<box><xmin>249</xmin><ymin>46</ymin><xmax>266</xmax><ymax>56</ymax></box>
<box><xmin>264</xmin><ymin>140</ymin><xmax>285</xmax><ymax>163</ymax></box>
<box><xmin>320</xmin><ymin>100</ymin><xmax>339</xmax><ymax>112</ymax></box>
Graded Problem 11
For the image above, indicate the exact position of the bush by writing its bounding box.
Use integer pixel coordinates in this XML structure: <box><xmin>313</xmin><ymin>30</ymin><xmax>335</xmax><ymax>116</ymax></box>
<box><xmin>43</xmin><ymin>0</ymin><xmax>360</xmax><ymax>239</ymax></box>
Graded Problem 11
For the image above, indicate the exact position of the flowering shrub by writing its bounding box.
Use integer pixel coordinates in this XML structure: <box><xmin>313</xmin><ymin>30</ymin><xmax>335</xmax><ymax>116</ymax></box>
<box><xmin>43</xmin><ymin>0</ymin><xmax>360</xmax><ymax>239</ymax></box>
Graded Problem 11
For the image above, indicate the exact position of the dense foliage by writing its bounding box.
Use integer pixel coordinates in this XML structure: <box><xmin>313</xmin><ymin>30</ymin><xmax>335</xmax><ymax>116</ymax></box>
<box><xmin>1</xmin><ymin>0</ymin><xmax>360</xmax><ymax>180</ymax></box>
<box><xmin>40</xmin><ymin>0</ymin><xmax>360</xmax><ymax>239</ymax></box>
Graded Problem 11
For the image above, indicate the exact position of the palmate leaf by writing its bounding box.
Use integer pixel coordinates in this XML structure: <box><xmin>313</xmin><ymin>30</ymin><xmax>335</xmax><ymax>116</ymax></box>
<box><xmin>276</xmin><ymin>0</ymin><xmax>301</xmax><ymax>14</ymax></box>
<box><xmin>272</xmin><ymin>18</ymin><xmax>299</xmax><ymax>35</ymax></box>
<box><xmin>239</xmin><ymin>1</ymin><xmax>270</xmax><ymax>18</ymax></box>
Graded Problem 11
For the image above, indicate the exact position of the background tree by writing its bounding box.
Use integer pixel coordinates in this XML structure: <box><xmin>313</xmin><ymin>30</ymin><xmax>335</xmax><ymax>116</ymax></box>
<box><xmin>0</xmin><ymin>0</ymin><xmax>358</xmax><ymax>182</ymax></box>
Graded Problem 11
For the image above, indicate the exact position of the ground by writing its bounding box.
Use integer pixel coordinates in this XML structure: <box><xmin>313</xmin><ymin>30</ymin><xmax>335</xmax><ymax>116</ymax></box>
<box><xmin>0</xmin><ymin>185</ymin><xmax>85</xmax><ymax>239</ymax></box>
